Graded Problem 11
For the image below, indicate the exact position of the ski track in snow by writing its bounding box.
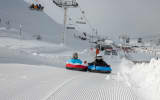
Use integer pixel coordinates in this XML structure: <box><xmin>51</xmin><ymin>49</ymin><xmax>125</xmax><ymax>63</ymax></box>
<box><xmin>46</xmin><ymin>73</ymin><xmax>139</xmax><ymax>100</ymax></box>
<box><xmin>1</xmin><ymin>63</ymin><xmax>139</xmax><ymax>100</ymax></box>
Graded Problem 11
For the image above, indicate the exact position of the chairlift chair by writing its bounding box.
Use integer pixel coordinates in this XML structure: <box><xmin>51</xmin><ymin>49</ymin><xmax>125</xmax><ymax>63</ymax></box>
<box><xmin>52</xmin><ymin>0</ymin><xmax>78</xmax><ymax>8</ymax></box>
<box><xmin>76</xmin><ymin>20</ymin><xmax>86</xmax><ymax>24</ymax></box>
<box><xmin>29</xmin><ymin>3</ymin><xmax>44</xmax><ymax>11</ymax></box>
<box><xmin>66</xmin><ymin>18</ymin><xmax>76</xmax><ymax>30</ymax></box>
<box><xmin>66</xmin><ymin>26</ymin><xmax>75</xmax><ymax>30</ymax></box>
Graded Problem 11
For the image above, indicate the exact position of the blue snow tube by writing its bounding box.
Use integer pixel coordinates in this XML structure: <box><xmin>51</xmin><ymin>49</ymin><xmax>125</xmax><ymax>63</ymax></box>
<box><xmin>88</xmin><ymin>65</ymin><xmax>112</xmax><ymax>73</ymax></box>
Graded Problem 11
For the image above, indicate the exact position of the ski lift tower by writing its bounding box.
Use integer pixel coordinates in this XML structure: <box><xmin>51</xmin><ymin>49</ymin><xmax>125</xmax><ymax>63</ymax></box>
<box><xmin>52</xmin><ymin>0</ymin><xmax>79</xmax><ymax>44</ymax></box>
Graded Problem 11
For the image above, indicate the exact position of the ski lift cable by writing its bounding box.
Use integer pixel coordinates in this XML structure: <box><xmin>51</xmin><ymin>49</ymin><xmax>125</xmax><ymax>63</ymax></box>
<box><xmin>78</xmin><ymin>5</ymin><xmax>94</xmax><ymax>31</ymax></box>
<box><xmin>68</xmin><ymin>18</ymin><xmax>87</xmax><ymax>32</ymax></box>
<box><xmin>68</xmin><ymin>17</ymin><xmax>89</xmax><ymax>33</ymax></box>
<box><xmin>68</xmin><ymin>17</ymin><xmax>81</xmax><ymax>30</ymax></box>
<box><xmin>77</xmin><ymin>5</ymin><xmax>99</xmax><ymax>44</ymax></box>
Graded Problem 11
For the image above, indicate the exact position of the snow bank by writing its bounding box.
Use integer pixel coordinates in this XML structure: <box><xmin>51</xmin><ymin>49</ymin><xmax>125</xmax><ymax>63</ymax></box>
<box><xmin>120</xmin><ymin>58</ymin><xmax>160</xmax><ymax>100</ymax></box>
<box><xmin>0</xmin><ymin>37</ymin><xmax>69</xmax><ymax>53</ymax></box>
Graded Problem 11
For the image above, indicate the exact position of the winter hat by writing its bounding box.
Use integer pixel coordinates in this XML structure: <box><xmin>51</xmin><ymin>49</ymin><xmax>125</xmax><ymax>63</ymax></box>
<box><xmin>73</xmin><ymin>52</ymin><xmax>78</xmax><ymax>59</ymax></box>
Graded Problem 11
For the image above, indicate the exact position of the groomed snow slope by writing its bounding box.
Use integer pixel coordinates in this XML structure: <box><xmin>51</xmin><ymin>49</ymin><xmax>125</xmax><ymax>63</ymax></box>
<box><xmin>0</xmin><ymin>34</ymin><xmax>140</xmax><ymax>100</ymax></box>
<box><xmin>0</xmin><ymin>64</ymin><xmax>139</xmax><ymax>100</ymax></box>
<box><xmin>0</xmin><ymin>64</ymin><xmax>83</xmax><ymax>100</ymax></box>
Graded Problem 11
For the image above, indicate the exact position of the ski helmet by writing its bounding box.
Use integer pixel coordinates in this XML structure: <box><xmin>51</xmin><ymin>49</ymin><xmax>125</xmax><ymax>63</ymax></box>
<box><xmin>96</xmin><ymin>53</ymin><xmax>103</xmax><ymax>60</ymax></box>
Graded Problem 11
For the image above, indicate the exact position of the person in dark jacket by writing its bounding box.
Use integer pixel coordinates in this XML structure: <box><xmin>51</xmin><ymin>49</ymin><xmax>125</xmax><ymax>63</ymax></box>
<box><xmin>89</xmin><ymin>55</ymin><xmax>110</xmax><ymax>67</ymax></box>
<box><xmin>30</xmin><ymin>3</ymin><xmax>35</xmax><ymax>9</ymax></box>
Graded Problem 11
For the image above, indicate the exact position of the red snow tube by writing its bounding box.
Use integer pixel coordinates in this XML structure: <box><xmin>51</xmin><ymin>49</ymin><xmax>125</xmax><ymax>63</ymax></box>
<box><xmin>66</xmin><ymin>64</ymin><xmax>87</xmax><ymax>71</ymax></box>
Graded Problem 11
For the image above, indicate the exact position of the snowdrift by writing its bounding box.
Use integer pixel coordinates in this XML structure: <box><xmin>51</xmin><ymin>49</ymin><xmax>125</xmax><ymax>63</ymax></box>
<box><xmin>120</xmin><ymin>58</ymin><xmax>160</xmax><ymax>100</ymax></box>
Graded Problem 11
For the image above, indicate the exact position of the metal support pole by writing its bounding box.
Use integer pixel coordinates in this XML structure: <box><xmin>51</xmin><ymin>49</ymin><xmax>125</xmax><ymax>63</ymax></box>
<box><xmin>19</xmin><ymin>24</ymin><xmax>22</xmax><ymax>39</ymax></box>
<box><xmin>62</xmin><ymin>7</ymin><xmax>67</xmax><ymax>44</ymax></box>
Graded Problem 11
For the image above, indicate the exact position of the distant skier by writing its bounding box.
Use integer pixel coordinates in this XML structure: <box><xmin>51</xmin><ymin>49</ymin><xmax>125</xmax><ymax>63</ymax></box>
<box><xmin>37</xmin><ymin>4</ymin><xmax>44</xmax><ymax>10</ymax></box>
<box><xmin>38</xmin><ymin>4</ymin><xmax>41</xmax><ymax>9</ymax></box>
<box><xmin>96</xmin><ymin>48</ymin><xmax>100</xmax><ymax>57</ymax></box>
<box><xmin>83</xmin><ymin>32</ymin><xmax>86</xmax><ymax>37</ymax></box>
<box><xmin>30</xmin><ymin>3</ymin><xmax>34</xmax><ymax>9</ymax></box>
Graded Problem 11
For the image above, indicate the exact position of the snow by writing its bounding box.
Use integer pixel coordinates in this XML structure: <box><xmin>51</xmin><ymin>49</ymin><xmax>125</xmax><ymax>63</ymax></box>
<box><xmin>104</xmin><ymin>40</ymin><xmax>114</xmax><ymax>45</ymax></box>
<box><xmin>0</xmin><ymin>0</ymin><xmax>63</xmax><ymax>43</ymax></box>
<box><xmin>0</xmin><ymin>63</ymin><xmax>86</xmax><ymax>100</ymax></box>
<box><xmin>120</xmin><ymin>58</ymin><xmax>160</xmax><ymax>100</ymax></box>
<box><xmin>1</xmin><ymin>30</ymin><xmax>160</xmax><ymax>100</ymax></box>
<box><xmin>0</xmin><ymin>37</ymin><xmax>68</xmax><ymax>52</ymax></box>
<box><xmin>0</xmin><ymin>0</ymin><xmax>160</xmax><ymax>100</ymax></box>
<box><xmin>0</xmin><ymin>36</ymin><xmax>74</xmax><ymax>68</ymax></box>
<box><xmin>24</xmin><ymin>0</ymin><xmax>64</xmax><ymax>24</ymax></box>
<box><xmin>0</xmin><ymin>34</ymin><xmax>136</xmax><ymax>100</ymax></box>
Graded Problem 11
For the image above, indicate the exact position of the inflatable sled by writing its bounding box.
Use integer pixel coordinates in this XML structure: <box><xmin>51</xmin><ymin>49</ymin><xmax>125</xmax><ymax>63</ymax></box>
<box><xmin>88</xmin><ymin>65</ymin><xmax>112</xmax><ymax>73</ymax></box>
<box><xmin>66</xmin><ymin>59</ymin><xmax>88</xmax><ymax>71</ymax></box>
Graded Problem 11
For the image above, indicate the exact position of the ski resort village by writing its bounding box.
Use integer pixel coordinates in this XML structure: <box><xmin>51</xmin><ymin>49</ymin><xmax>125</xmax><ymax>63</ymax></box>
<box><xmin>0</xmin><ymin>0</ymin><xmax>160</xmax><ymax>100</ymax></box>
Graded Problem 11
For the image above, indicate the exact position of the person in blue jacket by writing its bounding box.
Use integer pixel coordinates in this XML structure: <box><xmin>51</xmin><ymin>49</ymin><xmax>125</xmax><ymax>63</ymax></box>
<box><xmin>67</xmin><ymin>52</ymin><xmax>83</xmax><ymax>64</ymax></box>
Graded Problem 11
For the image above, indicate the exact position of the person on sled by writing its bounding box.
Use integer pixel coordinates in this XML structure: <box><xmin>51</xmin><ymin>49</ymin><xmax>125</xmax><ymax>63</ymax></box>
<box><xmin>66</xmin><ymin>52</ymin><xmax>83</xmax><ymax>64</ymax></box>
<box><xmin>89</xmin><ymin>54</ymin><xmax>110</xmax><ymax>67</ymax></box>
<box><xmin>67</xmin><ymin>52</ymin><xmax>87</xmax><ymax>65</ymax></box>
<box><xmin>66</xmin><ymin>52</ymin><xmax>88</xmax><ymax>71</ymax></box>
<box><xmin>72</xmin><ymin>52</ymin><xmax>79</xmax><ymax>59</ymax></box>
